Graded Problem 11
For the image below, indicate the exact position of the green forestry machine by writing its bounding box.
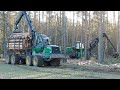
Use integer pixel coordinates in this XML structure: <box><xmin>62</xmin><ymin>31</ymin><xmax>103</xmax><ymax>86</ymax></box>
<box><xmin>87</xmin><ymin>33</ymin><xmax>119</xmax><ymax>60</ymax></box>
<box><xmin>66</xmin><ymin>41</ymin><xmax>85</xmax><ymax>59</ymax></box>
<box><xmin>66</xmin><ymin>33</ymin><xmax>119</xmax><ymax>60</ymax></box>
<box><xmin>5</xmin><ymin>11</ymin><xmax>66</xmax><ymax>67</ymax></box>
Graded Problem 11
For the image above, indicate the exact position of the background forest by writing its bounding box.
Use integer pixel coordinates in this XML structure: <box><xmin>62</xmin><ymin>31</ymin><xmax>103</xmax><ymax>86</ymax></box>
<box><xmin>0</xmin><ymin>11</ymin><xmax>119</xmax><ymax>60</ymax></box>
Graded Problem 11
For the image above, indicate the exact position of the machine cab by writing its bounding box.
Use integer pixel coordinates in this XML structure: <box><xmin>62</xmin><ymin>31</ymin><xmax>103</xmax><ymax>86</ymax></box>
<box><xmin>74</xmin><ymin>41</ymin><xmax>84</xmax><ymax>49</ymax></box>
<box><xmin>41</xmin><ymin>34</ymin><xmax>51</xmax><ymax>45</ymax></box>
<box><xmin>35</xmin><ymin>33</ymin><xmax>51</xmax><ymax>46</ymax></box>
<box><xmin>32</xmin><ymin>33</ymin><xmax>51</xmax><ymax>54</ymax></box>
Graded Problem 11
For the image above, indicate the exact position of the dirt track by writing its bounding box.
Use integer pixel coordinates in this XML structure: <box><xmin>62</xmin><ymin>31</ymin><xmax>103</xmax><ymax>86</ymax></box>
<box><xmin>1</xmin><ymin>59</ymin><xmax>120</xmax><ymax>79</ymax></box>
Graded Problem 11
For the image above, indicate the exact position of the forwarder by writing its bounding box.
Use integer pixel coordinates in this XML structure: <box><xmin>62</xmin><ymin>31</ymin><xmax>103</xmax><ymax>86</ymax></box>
<box><xmin>5</xmin><ymin>11</ymin><xmax>66</xmax><ymax>67</ymax></box>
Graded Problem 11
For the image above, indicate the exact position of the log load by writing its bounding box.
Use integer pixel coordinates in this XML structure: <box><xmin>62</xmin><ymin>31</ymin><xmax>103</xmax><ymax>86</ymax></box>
<box><xmin>7</xmin><ymin>33</ymin><xmax>31</xmax><ymax>50</ymax></box>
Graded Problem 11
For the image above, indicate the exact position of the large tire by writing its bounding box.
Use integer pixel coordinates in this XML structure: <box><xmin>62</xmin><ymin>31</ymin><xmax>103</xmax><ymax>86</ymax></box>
<box><xmin>11</xmin><ymin>54</ymin><xmax>19</xmax><ymax>65</ymax></box>
<box><xmin>50</xmin><ymin>59</ymin><xmax>60</xmax><ymax>67</ymax></box>
<box><xmin>5</xmin><ymin>54</ymin><xmax>11</xmax><ymax>64</ymax></box>
<box><xmin>33</xmin><ymin>55</ymin><xmax>43</xmax><ymax>67</ymax></box>
<box><xmin>26</xmin><ymin>55</ymin><xmax>33</xmax><ymax>66</ymax></box>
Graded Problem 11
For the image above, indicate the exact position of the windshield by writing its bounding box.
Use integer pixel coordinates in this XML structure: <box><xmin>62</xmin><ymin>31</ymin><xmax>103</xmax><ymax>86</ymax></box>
<box><xmin>36</xmin><ymin>34</ymin><xmax>51</xmax><ymax>45</ymax></box>
<box><xmin>43</xmin><ymin>35</ymin><xmax>51</xmax><ymax>45</ymax></box>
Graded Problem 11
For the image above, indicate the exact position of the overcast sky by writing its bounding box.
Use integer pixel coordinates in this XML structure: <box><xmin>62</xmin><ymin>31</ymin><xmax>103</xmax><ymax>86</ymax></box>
<box><xmin>66</xmin><ymin>11</ymin><xmax>118</xmax><ymax>24</ymax></box>
<box><xmin>13</xmin><ymin>11</ymin><xmax>118</xmax><ymax>24</ymax></box>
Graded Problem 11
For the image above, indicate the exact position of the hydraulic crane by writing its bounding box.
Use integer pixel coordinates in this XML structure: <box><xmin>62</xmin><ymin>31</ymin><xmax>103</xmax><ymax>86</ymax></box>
<box><xmin>6</xmin><ymin>11</ymin><xmax>66</xmax><ymax>67</ymax></box>
<box><xmin>87</xmin><ymin>33</ymin><xmax>119</xmax><ymax>60</ymax></box>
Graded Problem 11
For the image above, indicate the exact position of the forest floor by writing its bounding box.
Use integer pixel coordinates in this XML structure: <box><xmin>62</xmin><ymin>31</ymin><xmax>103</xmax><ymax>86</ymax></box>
<box><xmin>0</xmin><ymin>58</ymin><xmax>120</xmax><ymax>79</ymax></box>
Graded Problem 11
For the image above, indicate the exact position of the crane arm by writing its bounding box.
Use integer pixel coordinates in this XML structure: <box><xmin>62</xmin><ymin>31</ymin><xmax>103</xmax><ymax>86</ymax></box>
<box><xmin>87</xmin><ymin>33</ymin><xmax>118</xmax><ymax>59</ymax></box>
<box><xmin>14</xmin><ymin>11</ymin><xmax>36</xmax><ymax>49</ymax></box>
<box><xmin>103</xmin><ymin>33</ymin><xmax>116</xmax><ymax>52</ymax></box>
<box><xmin>14</xmin><ymin>11</ymin><xmax>35</xmax><ymax>33</ymax></box>
<box><xmin>13</xmin><ymin>11</ymin><xmax>48</xmax><ymax>49</ymax></box>
<box><xmin>88</xmin><ymin>33</ymin><xmax>116</xmax><ymax>52</ymax></box>
<box><xmin>15</xmin><ymin>11</ymin><xmax>24</xmax><ymax>29</ymax></box>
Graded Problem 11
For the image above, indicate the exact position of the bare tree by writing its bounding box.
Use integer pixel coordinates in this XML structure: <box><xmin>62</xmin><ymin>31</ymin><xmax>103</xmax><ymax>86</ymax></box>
<box><xmin>62</xmin><ymin>11</ymin><xmax>67</xmax><ymax>54</ymax></box>
<box><xmin>98</xmin><ymin>11</ymin><xmax>104</xmax><ymax>63</ymax></box>
<box><xmin>2</xmin><ymin>11</ymin><xmax>8</xmax><ymax>58</ymax></box>
<box><xmin>33</xmin><ymin>11</ymin><xmax>37</xmax><ymax>29</ymax></box>
<box><xmin>117</xmin><ymin>11</ymin><xmax>120</xmax><ymax>53</ymax></box>
<box><xmin>48</xmin><ymin>11</ymin><xmax>52</xmax><ymax>38</ymax></box>
<box><xmin>38</xmin><ymin>11</ymin><xmax>41</xmax><ymax>31</ymax></box>
<box><xmin>105</xmin><ymin>11</ymin><xmax>108</xmax><ymax>58</ymax></box>
<box><xmin>55</xmin><ymin>12</ymin><xmax>59</xmax><ymax>45</ymax></box>
<box><xmin>72</xmin><ymin>11</ymin><xmax>75</xmax><ymax>46</ymax></box>
<box><xmin>84</xmin><ymin>11</ymin><xmax>89</xmax><ymax>60</ymax></box>
<box><xmin>88</xmin><ymin>11</ymin><xmax>91</xmax><ymax>45</ymax></box>
<box><xmin>41</xmin><ymin>11</ymin><xmax>45</xmax><ymax>34</ymax></box>
<box><xmin>81</xmin><ymin>11</ymin><xmax>84</xmax><ymax>60</ymax></box>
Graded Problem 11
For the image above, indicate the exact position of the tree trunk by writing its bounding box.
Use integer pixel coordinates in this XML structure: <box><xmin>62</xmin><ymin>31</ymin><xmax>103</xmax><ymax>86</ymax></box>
<box><xmin>105</xmin><ymin>11</ymin><xmax>108</xmax><ymax>58</ymax></box>
<box><xmin>34</xmin><ymin>11</ymin><xmax>37</xmax><ymax>29</ymax></box>
<box><xmin>38</xmin><ymin>11</ymin><xmax>41</xmax><ymax>32</ymax></box>
<box><xmin>117</xmin><ymin>11</ymin><xmax>120</xmax><ymax>53</ymax></box>
<box><xmin>41</xmin><ymin>11</ymin><xmax>44</xmax><ymax>33</ymax></box>
<box><xmin>72</xmin><ymin>11</ymin><xmax>75</xmax><ymax>46</ymax></box>
<box><xmin>55</xmin><ymin>13</ymin><xmax>59</xmax><ymax>45</ymax></box>
<box><xmin>84</xmin><ymin>11</ymin><xmax>88</xmax><ymax>60</ymax></box>
<box><xmin>2</xmin><ymin>11</ymin><xmax>7</xmax><ymax>58</ymax></box>
<box><xmin>113</xmin><ymin>11</ymin><xmax>117</xmax><ymax>52</ymax></box>
<box><xmin>48</xmin><ymin>11</ymin><xmax>51</xmax><ymax>38</ymax></box>
<box><xmin>46</xmin><ymin>12</ymin><xmax>48</xmax><ymax>35</ymax></box>
<box><xmin>81</xmin><ymin>11</ymin><xmax>84</xmax><ymax>60</ymax></box>
<box><xmin>58</xmin><ymin>11</ymin><xmax>62</xmax><ymax>47</ymax></box>
<box><xmin>6</xmin><ymin>11</ymin><xmax>11</xmax><ymax>36</ymax></box>
<box><xmin>98</xmin><ymin>11</ymin><xmax>104</xmax><ymax>63</ymax></box>
<box><xmin>102</xmin><ymin>11</ymin><xmax>106</xmax><ymax>59</ymax></box>
<box><xmin>62</xmin><ymin>11</ymin><xmax>66</xmax><ymax>54</ymax></box>
<box><xmin>88</xmin><ymin>11</ymin><xmax>91</xmax><ymax>46</ymax></box>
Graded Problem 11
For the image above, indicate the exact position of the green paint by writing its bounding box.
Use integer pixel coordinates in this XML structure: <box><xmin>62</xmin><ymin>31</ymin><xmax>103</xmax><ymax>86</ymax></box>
<box><xmin>43</xmin><ymin>47</ymin><xmax>52</xmax><ymax>56</ymax></box>
<box><xmin>66</xmin><ymin>47</ymin><xmax>85</xmax><ymax>58</ymax></box>
<box><xmin>66</xmin><ymin>47</ymin><xmax>72</xmax><ymax>53</ymax></box>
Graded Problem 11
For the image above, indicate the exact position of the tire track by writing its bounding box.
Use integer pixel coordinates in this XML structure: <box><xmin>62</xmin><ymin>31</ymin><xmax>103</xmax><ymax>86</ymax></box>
<box><xmin>15</xmin><ymin>65</ymin><xmax>105</xmax><ymax>79</ymax></box>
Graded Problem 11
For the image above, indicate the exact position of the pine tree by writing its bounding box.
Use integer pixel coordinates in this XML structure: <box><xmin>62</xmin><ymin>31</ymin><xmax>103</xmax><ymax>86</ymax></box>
<box><xmin>98</xmin><ymin>11</ymin><xmax>104</xmax><ymax>63</ymax></box>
